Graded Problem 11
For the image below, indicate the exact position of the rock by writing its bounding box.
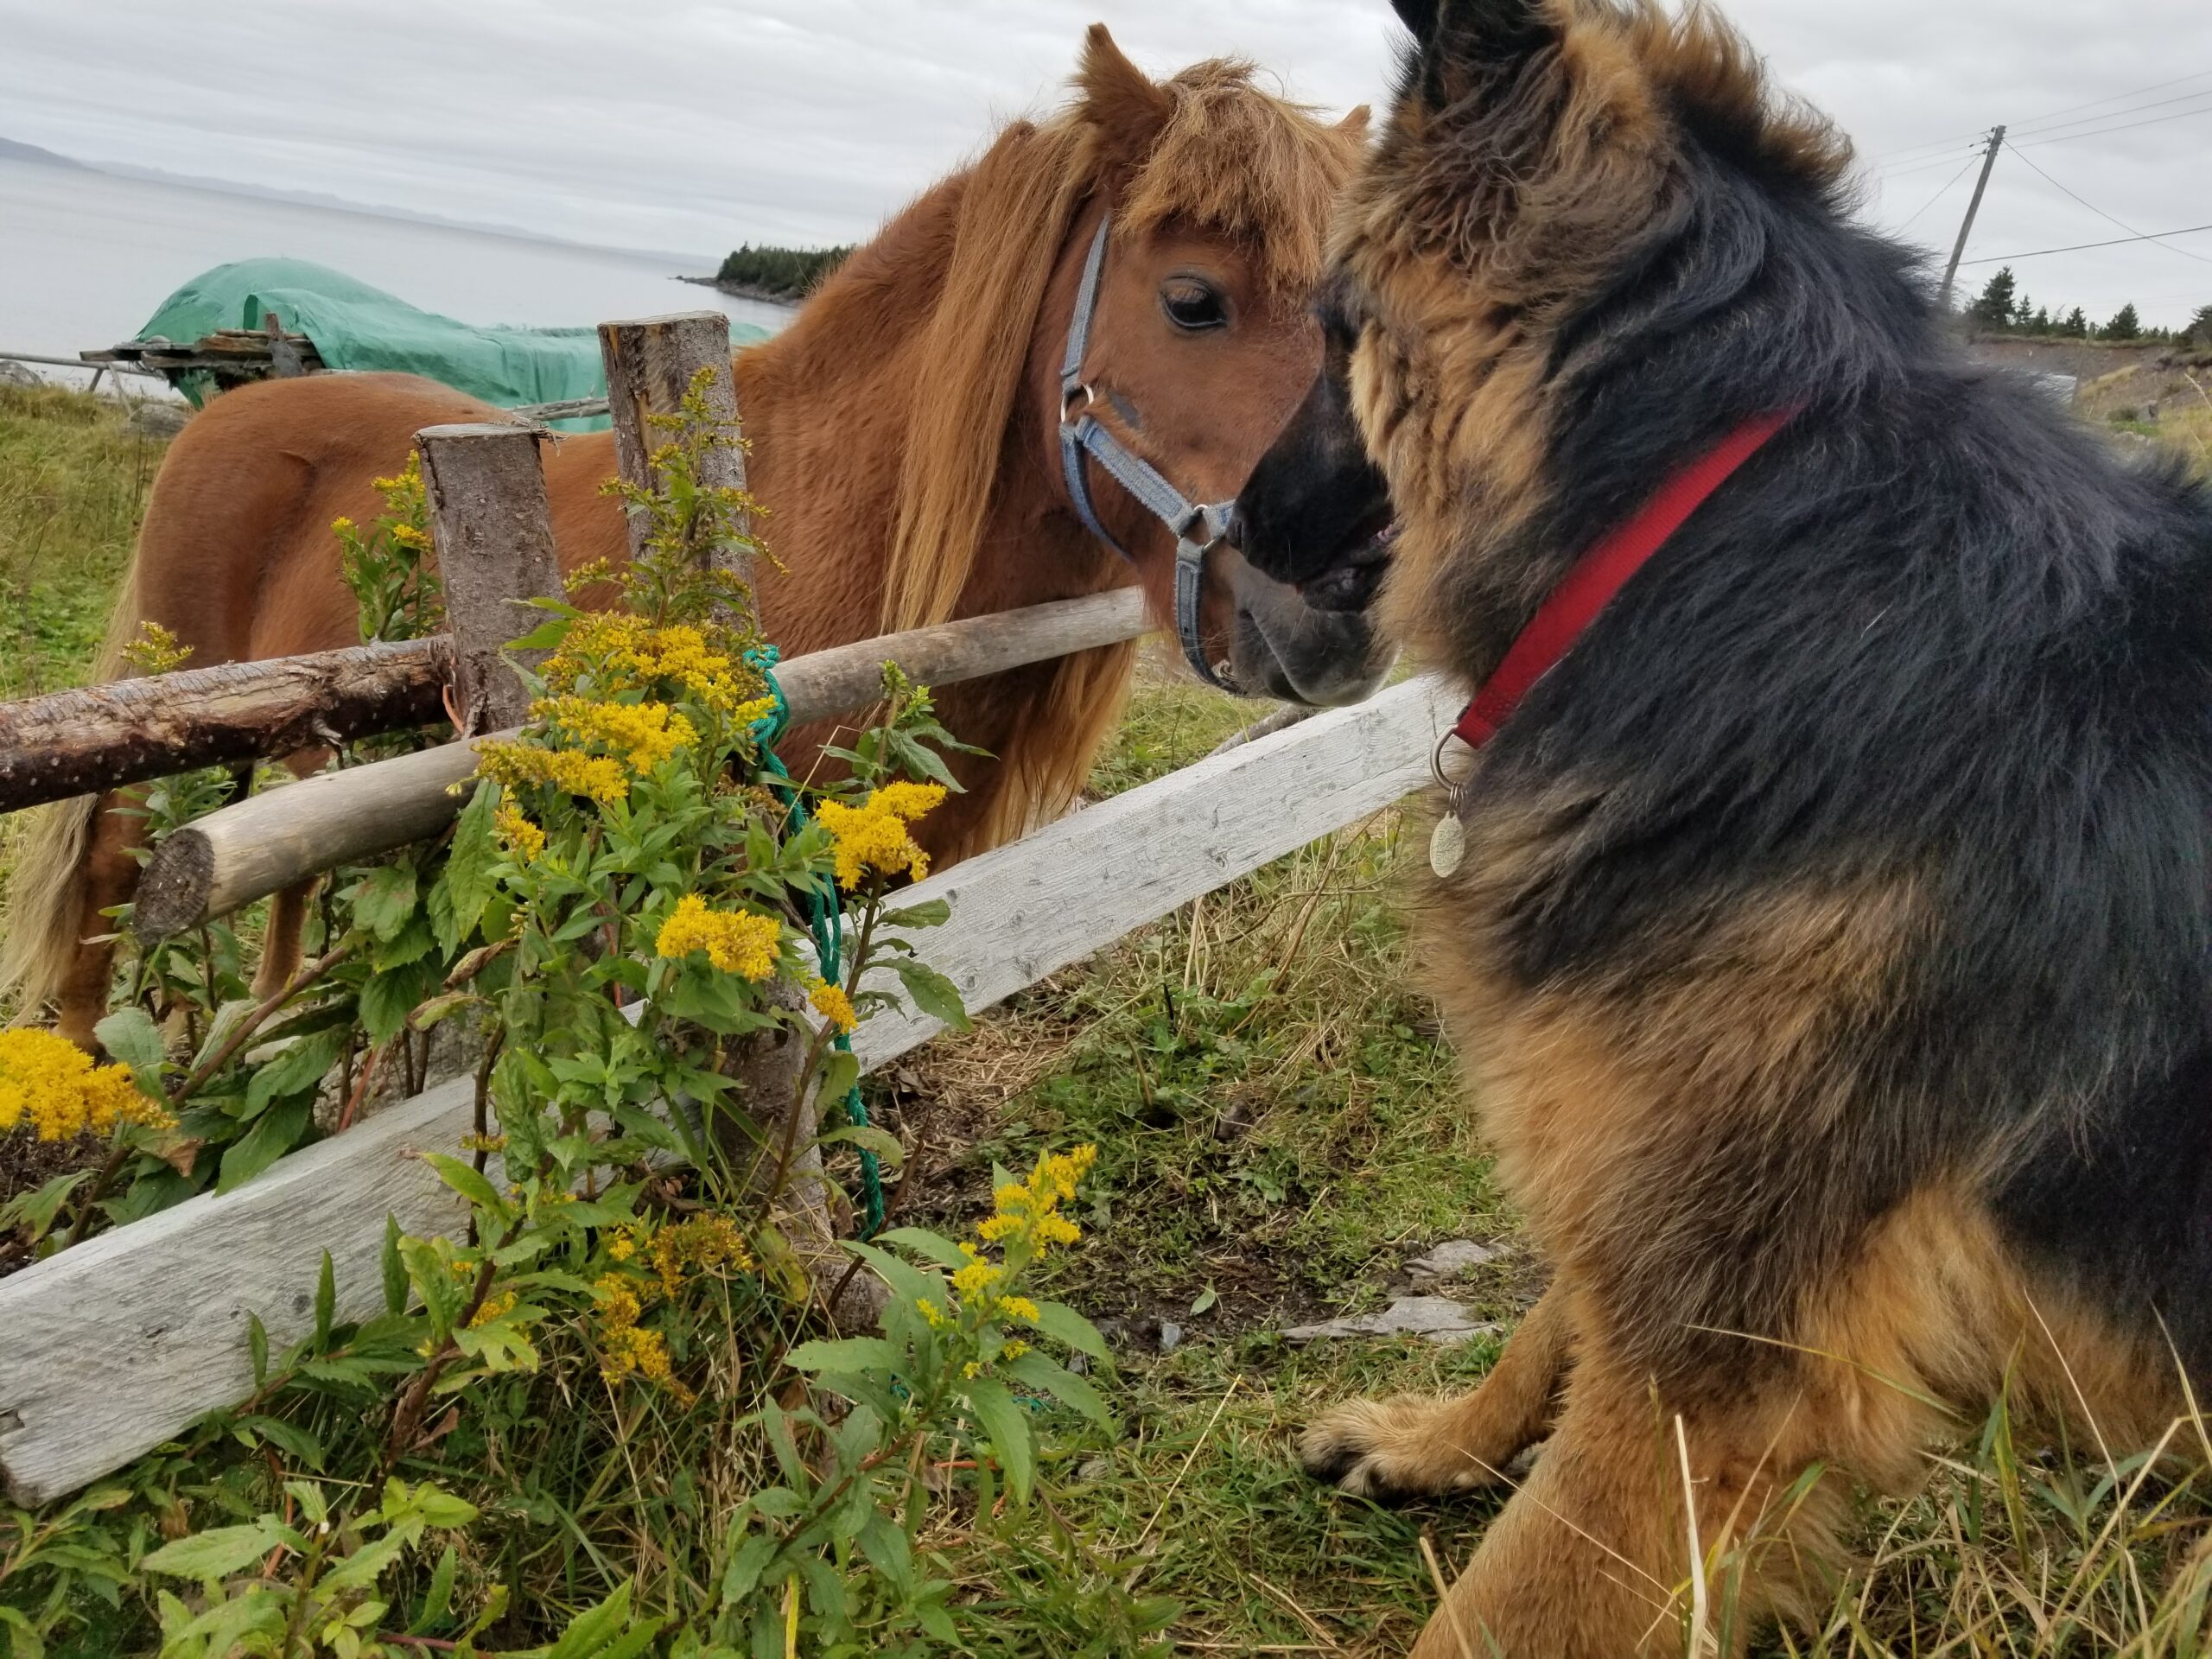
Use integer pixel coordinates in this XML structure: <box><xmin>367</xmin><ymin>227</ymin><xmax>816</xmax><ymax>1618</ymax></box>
<box><xmin>0</xmin><ymin>360</ymin><xmax>40</xmax><ymax>388</ymax></box>
<box><xmin>125</xmin><ymin>400</ymin><xmax>192</xmax><ymax>437</ymax></box>
<box><xmin>1152</xmin><ymin>1319</ymin><xmax>1184</xmax><ymax>1356</ymax></box>
<box><xmin>1282</xmin><ymin>1295</ymin><xmax>1497</xmax><ymax>1347</ymax></box>
<box><xmin>1404</xmin><ymin>1238</ymin><xmax>1502</xmax><ymax>1280</ymax></box>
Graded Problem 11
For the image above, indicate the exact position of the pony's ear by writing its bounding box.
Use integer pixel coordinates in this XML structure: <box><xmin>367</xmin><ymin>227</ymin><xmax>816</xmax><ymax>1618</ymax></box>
<box><xmin>1338</xmin><ymin>104</ymin><xmax>1373</xmax><ymax>137</ymax></box>
<box><xmin>1077</xmin><ymin>23</ymin><xmax>1175</xmax><ymax>163</ymax></box>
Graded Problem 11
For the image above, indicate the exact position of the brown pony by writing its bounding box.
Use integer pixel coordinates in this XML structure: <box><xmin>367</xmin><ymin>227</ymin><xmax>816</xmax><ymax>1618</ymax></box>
<box><xmin>3</xmin><ymin>28</ymin><xmax>1387</xmax><ymax>1049</ymax></box>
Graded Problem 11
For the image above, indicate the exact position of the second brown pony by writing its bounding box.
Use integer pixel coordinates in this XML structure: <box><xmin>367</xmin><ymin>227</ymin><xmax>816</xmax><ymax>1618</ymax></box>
<box><xmin>3</xmin><ymin>29</ymin><xmax>1384</xmax><ymax>1048</ymax></box>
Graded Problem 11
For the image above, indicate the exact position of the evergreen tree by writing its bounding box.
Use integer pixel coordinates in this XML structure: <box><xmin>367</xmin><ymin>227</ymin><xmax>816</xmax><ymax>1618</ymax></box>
<box><xmin>2187</xmin><ymin>303</ymin><xmax>2212</xmax><ymax>346</ymax></box>
<box><xmin>2031</xmin><ymin>305</ymin><xmax>2050</xmax><ymax>334</ymax></box>
<box><xmin>1968</xmin><ymin>267</ymin><xmax>2018</xmax><ymax>329</ymax></box>
<box><xmin>2103</xmin><ymin>302</ymin><xmax>2141</xmax><ymax>341</ymax></box>
<box><xmin>2063</xmin><ymin>306</ymin><xmax>2089</xmax><ymax>338</ymax></box>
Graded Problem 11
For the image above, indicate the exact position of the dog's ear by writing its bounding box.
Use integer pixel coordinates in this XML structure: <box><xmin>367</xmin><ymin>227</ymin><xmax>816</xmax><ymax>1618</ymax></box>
<box><xmin>1409</xmin><ymin>0</ymin><xmax>1560</xmax><ymax>105</ymax></box>
<box><xmin>1390</xmin><ymin>0</ymin><xmax>1441</xmax><ymax>41</ymax></box>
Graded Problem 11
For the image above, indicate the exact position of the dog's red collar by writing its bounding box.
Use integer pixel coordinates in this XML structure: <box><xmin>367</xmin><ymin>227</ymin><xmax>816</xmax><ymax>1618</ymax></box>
<box><xmin>1450</xmin><ymin>409</ymin><xmax>1799</xmax><ymax>751</ymax></box>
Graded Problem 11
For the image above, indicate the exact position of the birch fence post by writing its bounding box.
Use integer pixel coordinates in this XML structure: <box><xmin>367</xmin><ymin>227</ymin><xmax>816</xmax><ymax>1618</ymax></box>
<box><xmin>599</xmin><ymin>312</ymin><xmax>868</xmax><ymax>1318</ymax></box>
<box><xmin>414</xmin><ymin>422</ymin><xmax>563</xmax><ymax>733</ymax></box>
<box><xmin>598</xmin><ymin>312</ymin><xmax>753</xmax><ymax>603</ymax></box>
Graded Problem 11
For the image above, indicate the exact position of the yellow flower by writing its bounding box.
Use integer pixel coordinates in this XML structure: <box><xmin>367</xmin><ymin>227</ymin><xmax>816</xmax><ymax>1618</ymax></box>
<box><xmin>997</xmin><ymin>1296</ymin><xmax>1040</xmax><ymax>1325</ymax></box>
<box><xmin>493</xmin><ymin>802</ymin><xmax>545</xmax><ymax>862</ymax></box>
<box><xmin>120</xmin><ymin>620</ymin><xmax>193</xmax><ymax>676</ymax></box>
<box><xmin>607</xmin><ymin>1232</ymin><xmax>636</xmax><ymax>1262</ymax></box>
<box><xmin>532</xmin><ymin>695</ymin><xmax>697</xmax><ymax>773</ymax></box>
<box><xmin>872</xmin><ymin>781</ymin><xmax>947</xmax><ymax>823</ymax></box>
<box><xmin>816</xmin><ymin>785</ymin><xmax>943</xmax><ymax>892</ymax></box>
<box><xmin>390</xmin><ymin>524</ymin><xmax>429</xmax><ymax>550</ymax></box>
<box><xmin>474</xmin><ymin>737</ymin><xmax>631</xmax><ymax>805</ymax></box>
<box><xmin>1001</xmin><ymin>1338</ymin><xmax>1028</xmax><ymax>1361</ymax></box>
<box><xmin>331</xmin><ymin>515</ymin><xmax>358</xmax><ymax>535</ymax></box>
<box><xmin>950</xmin><ymin>1258</ymin><xmax>1004</xmax><ymax>1300</ymax></box>
<box><xmin>468</xmin><ymin>1290</ymin><xmax>518</xmax><ymax>1328</ymax></box>
<box><xmin>808</xmin><ymin>977</ymin><xmax>857</xmax><ymax>1034</ymax></box>
<box><xmin>655</xmin><ymin>894</ymin><xmax>781</xmax><ymax>980</ymax></box>
<box><xmin>0</xmin><ymin>1029</ymin><xmax>172</xmax><ymax>1142</ymax></box>
<box><xmin>917</xmin><ymin>1298</ymin><xmax>948</xmax><ymax>1329</ymax></box>
<box><xmin>963</xmin><ymin>1361</ymin><xmax>982</xmax><ymax>1379</ymax></box>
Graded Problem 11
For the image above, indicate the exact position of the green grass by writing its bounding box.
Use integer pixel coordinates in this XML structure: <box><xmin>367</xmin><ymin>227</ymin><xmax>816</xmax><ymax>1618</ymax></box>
<box><xmin>10</xmin><ymin>386</ymin><xmax>2212</xmax><ymax>1654</ymax></box>
<box><xmin>0</xmin><ymin>384</ymin><xmax>159</xmax><ymax>702</ymax></box>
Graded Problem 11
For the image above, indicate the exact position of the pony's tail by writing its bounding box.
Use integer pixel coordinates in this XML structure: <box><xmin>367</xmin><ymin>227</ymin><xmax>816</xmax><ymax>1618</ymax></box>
<box><xmin>0</xmin><ymin>567</ymin><xmax>143</xmax><ymax>1025</ymax></box>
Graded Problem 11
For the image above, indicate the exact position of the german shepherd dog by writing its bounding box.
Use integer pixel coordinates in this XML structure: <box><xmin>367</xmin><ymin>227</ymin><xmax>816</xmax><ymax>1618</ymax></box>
<box><xmin>1231</xmin><ymin>0</ymin><xmax>2212</xmax><ymax>1651</ymax></box>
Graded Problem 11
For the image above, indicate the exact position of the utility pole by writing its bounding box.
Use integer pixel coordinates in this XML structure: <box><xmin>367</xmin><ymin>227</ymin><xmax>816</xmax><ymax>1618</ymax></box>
<box><xmin>1938</xmin><ymin>124</ymin><xmax>2005</xmax><ymax>308</ymax></box>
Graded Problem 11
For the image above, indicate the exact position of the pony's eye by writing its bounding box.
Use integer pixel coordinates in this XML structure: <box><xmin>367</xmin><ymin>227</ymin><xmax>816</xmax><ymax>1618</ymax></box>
<box><xmin>1160</xmin><ymin>278</ymin><xmax>1229</xmax><ymax>333</ymax></box>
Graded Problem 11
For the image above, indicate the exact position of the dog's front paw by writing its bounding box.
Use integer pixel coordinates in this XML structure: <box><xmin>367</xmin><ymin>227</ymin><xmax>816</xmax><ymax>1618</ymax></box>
<box><xmin>1298</xmin><ymin>1395</ymin><xmax>1507</xmax><ymax>1501</ymax></box>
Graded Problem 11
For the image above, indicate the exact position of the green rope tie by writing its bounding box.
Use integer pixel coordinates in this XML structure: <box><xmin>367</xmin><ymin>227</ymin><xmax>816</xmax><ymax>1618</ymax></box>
<box><xmin>745</xmin><ymin>645</ymin><xmax>885</xmax><ymax>1237</ymax></box>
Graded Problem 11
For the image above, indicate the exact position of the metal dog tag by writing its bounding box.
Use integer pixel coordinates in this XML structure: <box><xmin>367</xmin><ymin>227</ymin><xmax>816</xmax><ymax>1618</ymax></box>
<box><xmin>1428</xmin><ymin>812</ymin><xmax>1466</xmax><ymax>879</ymax></box>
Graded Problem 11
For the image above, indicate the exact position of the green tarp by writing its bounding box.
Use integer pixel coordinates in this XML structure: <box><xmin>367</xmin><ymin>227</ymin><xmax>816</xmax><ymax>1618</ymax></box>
<box><xmin>137</xmin><ymin>257</ymin><xmax>771</xmax><ymax>431</ymax></box>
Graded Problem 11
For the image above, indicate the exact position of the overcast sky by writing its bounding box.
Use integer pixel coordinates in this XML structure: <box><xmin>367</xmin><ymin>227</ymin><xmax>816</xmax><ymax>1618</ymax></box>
<box><xmin>3</xmin><ymin>0</ymin><xmax>2208</xmax><ymax>327</ymax></box>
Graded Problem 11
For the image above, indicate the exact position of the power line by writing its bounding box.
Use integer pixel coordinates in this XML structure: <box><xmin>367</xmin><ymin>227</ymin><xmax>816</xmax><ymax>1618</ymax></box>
<box><xmin>2004</xmin><ymin>86</ymin><xmax>2212</xmax><ymax>144</ymax></box>
<box><xmin>1894</xmin><ymin>156</ymin><xmax>1980</xmax><ymax>232</ymax></box>
<box><xmin>1867</xmin><ymin>66</ymin><xmax>2212</xmax><ymax>162</ymax></box>
<box><xmin>2012</xmin><ymin>99</ymin><xmax>2212</xmax><ymax>149</ymax></box>
<box><xmin>2005</xmin><ymin>66</ymin><xmax>2212</xmax><ymax>131</ymax></box>
<box><xmin>1956</xmin><ymin>222</ymin><xmax>2212</xmax><ymax>267</ymax></box>
<box><xmin>2005</xmin><ymin>147</ymin><xmax>2212</xmax><ymax>267</ymax></box>
<box><xmin>1872</xmin><ymin>146</ymin><xmax>1986</xmax><ymax>181</ymax></box>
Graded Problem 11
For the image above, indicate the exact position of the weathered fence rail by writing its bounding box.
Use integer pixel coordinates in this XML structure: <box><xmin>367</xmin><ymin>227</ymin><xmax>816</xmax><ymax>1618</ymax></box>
<box><xmin>130</xmin><ymin>587</ymin><xmax>1155</xmax><ymax>937</ymax></box>
<box><xmin>0</xmin><ymin>672</ymin><xmax>1452</xmax><ymax>1504</ymax></box>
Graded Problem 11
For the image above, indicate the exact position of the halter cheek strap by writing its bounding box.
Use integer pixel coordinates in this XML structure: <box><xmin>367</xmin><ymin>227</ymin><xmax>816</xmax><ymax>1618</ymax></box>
<box><xmin>1058</xmin><ymin>213</ymin><xmax>1240</xmax><ymax>690</ymax></box>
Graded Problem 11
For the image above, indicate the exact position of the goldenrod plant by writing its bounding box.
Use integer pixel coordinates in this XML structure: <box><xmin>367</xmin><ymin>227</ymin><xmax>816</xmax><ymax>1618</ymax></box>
<box><xmin>2</xmin><ymin>378</ymin><xmax>1122</xmax><ymax>1655</ymax></box>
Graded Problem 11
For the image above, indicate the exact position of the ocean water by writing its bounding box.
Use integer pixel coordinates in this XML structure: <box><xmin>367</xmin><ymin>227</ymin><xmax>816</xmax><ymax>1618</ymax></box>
<box><xmin>0</xmin><ymin>156</ymin><xmax>791</xmax><ymax>381</ymax></box>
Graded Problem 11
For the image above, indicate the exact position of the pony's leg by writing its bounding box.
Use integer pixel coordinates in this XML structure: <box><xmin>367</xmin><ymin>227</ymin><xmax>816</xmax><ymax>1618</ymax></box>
<box><xmin>249</xmin><ymin>880</ymin><xmax>316</xmax><ymax>1001</ymax></box>
<box><xmin>1412</xmin><ymin>1354</ymin><xmax>1835</xmax><ymax>1659</ymax></box>
<box><xmin>1301</xmin><ymin>1279</ymin><xmax>1574</xmax><ymax>1497</ymax></box>
<box><xmin>248</xmin><ymin>751</ymin><xmax>329</xmax><ymax>1002</ymax></box>
<box><xmin>52</xmin><ymin>792</ymin><xmax>146</xmax><ymax>1050</ymax></box>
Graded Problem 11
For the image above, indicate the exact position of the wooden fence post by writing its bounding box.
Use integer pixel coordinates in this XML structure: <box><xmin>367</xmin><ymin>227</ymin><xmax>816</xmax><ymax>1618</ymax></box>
<box><xmin>597</xmin><ymin>313</ymin><xmax>753</xmax><ymax>601</ymax></box>
<box><xmin>415</xmin><ymin>423</ymin><xmax>563</xmax><ymax>734</ymax></box>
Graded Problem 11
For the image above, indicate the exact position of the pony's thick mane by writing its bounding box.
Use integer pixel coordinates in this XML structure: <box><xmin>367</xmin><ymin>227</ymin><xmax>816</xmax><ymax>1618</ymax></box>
<box><xmin>882</xmin><ymin>35</ymin><xmax>1356</xmax><ymax>636</ymax></box>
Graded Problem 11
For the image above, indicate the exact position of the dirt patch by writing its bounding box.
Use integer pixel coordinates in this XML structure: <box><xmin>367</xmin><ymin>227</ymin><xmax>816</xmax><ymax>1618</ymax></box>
<box><xmin>0</xmin><ymin>1130</ymin><xmax>104</xmax><ymax>1279</ymax></box>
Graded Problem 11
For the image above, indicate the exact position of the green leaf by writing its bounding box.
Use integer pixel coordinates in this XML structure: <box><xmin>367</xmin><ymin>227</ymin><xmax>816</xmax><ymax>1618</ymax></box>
<box><xmin>0</xmin><ymin>1604</ymin><xmax>47</xmax><ymax>1659</ymax></box>
<box><xmin>815</xmin><ymin>1123</ymin><xmax>903</xmax><ymax>1168</ymax></box>
<box><xmin>543</xmin><ymin>1584</ymin><xmax>632</xmax><ymax>1659</ymax></box>
<box><xmin>888</xmin><ymin>959</ymin><xmax>969</xmax><ymax>1031</ymax></box>
<box><xmin>350</xmin><ymin>863</ymin><xmax>419</xmax><ymax>943</ymax></box>
<box><xmin>781</xmin><ymin>1336</ymin><xmax>900</xmax><ymax>1376</ymax></box>
<box><xmin>961</xmin><ymin>1377</ymin><xmax>1033</xmax><ymax>1506</ymax></box>
<box><xmin>216</xmin><ymin>1096</ymin><xmax>314</xmax><ymax>1193</ymax></box>
<box><xmin>359</xmin><ymin>958</ymin><xmax>438</xmax><ymax>1046</ymax></box>
<box><xmin>283</xmin><ymin>1479</ymin><xmax>328</xmax><ymax>1527</ymax></box>
<box><xmin>423</xmin><ymin>1154</ymin><xmax>509</xmax><ymax>1222</ymax></box>
<box><xmin>879</xmin><ymin>898</ymin><xmax>950</xmax><ymax>930</ymax></box>
<box><xmin>719</xmin><ymin>1533</ymin><xmax>780</xmax><ymax>1605</ymax></box>
<box><xmin>871</xmin><ymin>1225</ymin><xmax>969</xmax><ymax>1270</ymax></box>
<box><xmin>0</xmin><ymin>1167</ymin><xmax>91</xmax><ymax>1238</ymax></box>
<box><xmin>1027</xmin><ymin>1299</ymin><xmax>1110</xmax><ymax>1363</ymax></box>
<box><xmin>93</xmin><ymin>1007</ymin><xmax>165</xmax><ymax>1085</ymax></box>
<box><xmin>313</xmin><ymin>1250</ymin><xmax>337</xmax><ymax>1345</ymax></box>
<box><xmin>382</xmin><ymin>1215</ymin><xmax>407</xmax><ymax>1317</ymax></box>
<box><xmin>141</xmin><ymin>1523</ymin><xmax>282</xmax><ymax>1582</ymax></box>
<box><xmin>1190</xmin><ymin>1284</ymin><xmax>1218</xmax><ymax>1316</ymax></box>
<box><xmin>245</xmin><ymin>1027</ymin><xmax>346</xmax><ymax>1117</ymax></box>
<box><xmin>410</xmin><ymin>1544</ymin><xmax>458</xmax><ymax>1634</ymax></box>
<box><xmin>243</xmin><ymin>1415</ymin><xmax>325</xmax><ymax>1473</ymax></box>
<box><xmin>1005</xmin><ymin>1350</ymin><xmax>1113</xmax><ymax>1425</ymax></box>
<box><xmin>247</xmin><ymin>1313</ymin><xmax>269</xmax><ymax>1386</ymax></box>
<box><xmin>434</xmin><ymin>781</ymin><xmax>501</xmax><ymax>952</ymax></box>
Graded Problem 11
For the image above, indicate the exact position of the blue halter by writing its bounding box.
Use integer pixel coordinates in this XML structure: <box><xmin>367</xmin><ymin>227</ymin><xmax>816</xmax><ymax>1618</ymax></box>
<box><xmin>1057</xmin><ymin>213</ymin><xmax>1239</xmax><ymax>690</ymax></box>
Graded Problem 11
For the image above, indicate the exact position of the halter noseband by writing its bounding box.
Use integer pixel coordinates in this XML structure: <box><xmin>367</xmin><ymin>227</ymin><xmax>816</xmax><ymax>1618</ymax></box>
<box><xmin>1058</xmin><ymin>213</ymin><xmax>1240</xmax><ymax>690</ymax></box>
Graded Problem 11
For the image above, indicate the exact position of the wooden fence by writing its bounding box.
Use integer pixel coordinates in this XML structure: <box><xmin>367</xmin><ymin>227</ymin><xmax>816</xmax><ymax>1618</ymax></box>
<box><xmin>0</xmin><ymin>311</ymin><xmax>1450</xmax><ymax>1505</ymax></box>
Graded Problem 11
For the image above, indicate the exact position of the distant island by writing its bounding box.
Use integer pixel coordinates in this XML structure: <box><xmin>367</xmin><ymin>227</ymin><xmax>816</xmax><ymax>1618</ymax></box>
<box><xmin>0</xmin><ymin>135</ymin><xmax>86</xmax><ymax>169</ymax></box>
<box><xmin>706</xmin><ymin>245</ymin><xmax>855</xmax><ymax>304</ymax></box>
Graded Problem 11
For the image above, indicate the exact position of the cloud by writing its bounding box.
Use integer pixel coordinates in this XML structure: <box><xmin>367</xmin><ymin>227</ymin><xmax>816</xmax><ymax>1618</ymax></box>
<box><xmin>1</xmin><ymin>0</ymin><xmax>2206</xmax><ymax>323</ymax></box>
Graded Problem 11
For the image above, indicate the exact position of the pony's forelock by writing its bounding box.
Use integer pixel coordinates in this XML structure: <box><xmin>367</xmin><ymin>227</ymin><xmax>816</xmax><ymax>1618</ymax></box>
<box><xmin>880</xmin><ymin>36</ymin><xmax>1360</xmax><ymax>636</ymax></box>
